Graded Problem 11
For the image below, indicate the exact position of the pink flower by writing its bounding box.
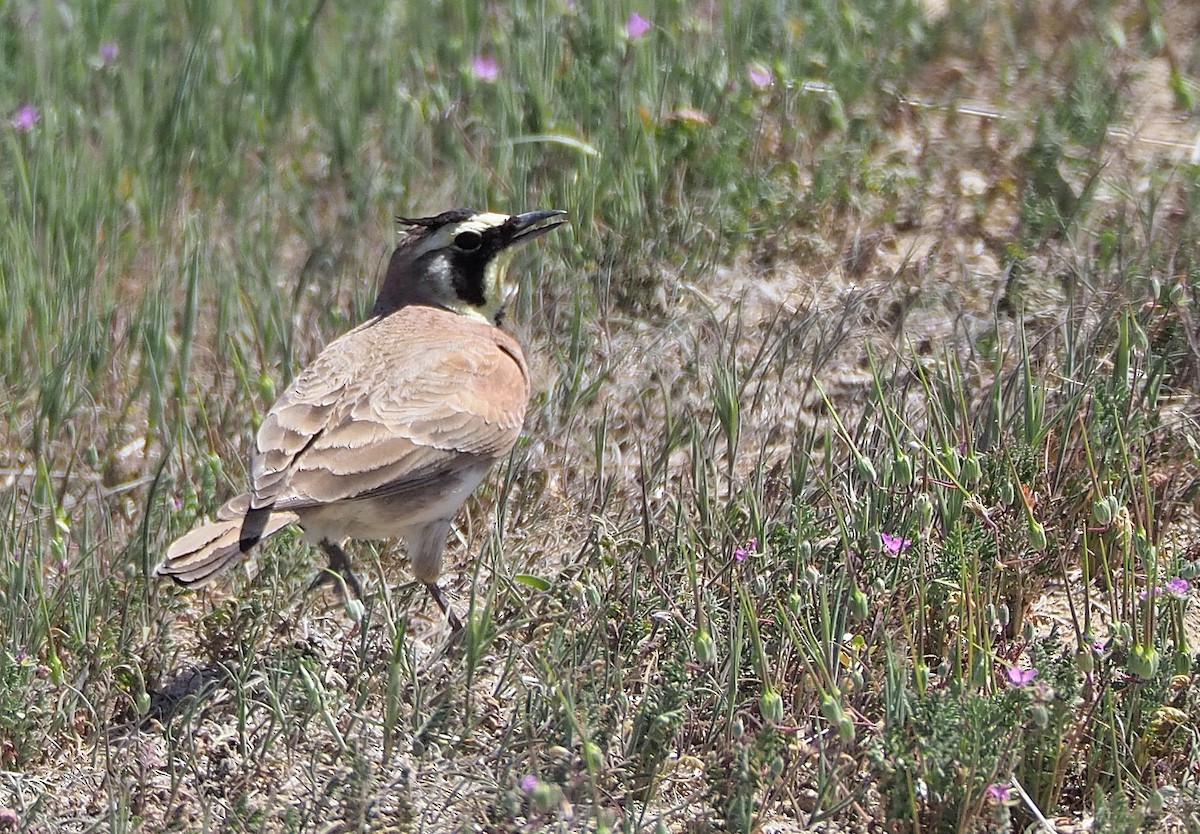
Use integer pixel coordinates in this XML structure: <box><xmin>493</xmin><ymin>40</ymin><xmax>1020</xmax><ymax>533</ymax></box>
<box><xmin>734</xmin><ymin>537</ymin><xmax>758</xmax><ymax>563</ymax></box>
<box><xmin>469</xmin><ymin>55</ymin><xmax>500</xmax><ymax>82</ymax></box>
<box><xmin>624</xmin><ymin>11</ymin><xmax>651</xmax><ymax>39</ymax></box>
<box><xmin>747</xmin><ymin>62</ymin><xmax>773</xmax><ymax>89</ymax></box>
<box><xmin>985</xmin><ymin>783</ymin><xmax>1010</xmax><ymax>803</ymax></box>
<box><xmin>1006</xmin><ymin>666</ymin><xmax>1037</xmax><ymax>686</ymax></box>
<box><xmin>11</xmin><ymin>103</ymin><xmax>39</xmax><ymax>131</ymax></box>
<box><xmin>880</xmin><ymin>532</ymin><xmax>911</xmax><ymax>554</ymax></box>
<box><xmin>518</xmin><ymin>774</ymin><xmax>538</xmax><ymax>792</ymax></box>
<box><xmin>1165</xmin><ymin>577</ymin><xmax>1190</xmax><ymax>597</ymax></box>
<box><xmin>0</xmin><ymin>807</ymin><xmax>17</xmax><ymax>828</ymax></box>
<box><xmin>99</xmin><ymin>42</ymin><xmax>119</xmax><ymax>66</ymax></box>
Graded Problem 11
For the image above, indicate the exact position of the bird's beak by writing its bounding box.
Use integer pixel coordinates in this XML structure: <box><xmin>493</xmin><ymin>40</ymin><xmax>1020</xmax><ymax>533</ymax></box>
<box><xmin>509</xmin><ymin>209</ymin><xmax>568</xmax><ymax>245</ymax></box>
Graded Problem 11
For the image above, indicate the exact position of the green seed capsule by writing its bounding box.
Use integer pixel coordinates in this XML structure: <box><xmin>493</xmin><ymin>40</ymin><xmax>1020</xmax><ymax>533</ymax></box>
<box><xmin>760</xmin><ymin>689</ymin><xmax>784</xmax><ymax>724</ymax></box>
<box><xmin>914</xmin><ymin>662</ymin><xmax>929</xmax><ymax>693</ymax></box>
<box><xmin>694</xmin><ymin>630</ymin><xmax>717</xmax><ymax>666</ymax></box>
<box><xmin>961</xmin><ymin>454</ymin><xmax>982</xmax><ymax>485</ymax></box>
<box><xmin>258</xmin><ymin>372</ymin><xmax>276</xmax><ymax>401</ymax></box>
<box><xmin>820</xmin><ymin>695</ymin><xmax>845</xmax><ymax>726</ymax></box>
<box><xmin>917</xmin><ymin>495</ymin><xmax>934</xmax><ymax>529</ymax></box>
<box><xmin>1092</xmin><ymin>496</ymin><xmax>1114</xmax><ymax>526</ymax></box>
<box><xmin>893</xmin><ymin>452</ymin><xmax>914</xmax><ymax>487</ymax></box>
<box><xmin>944</xmin><ymin>448</ymin><xmax>961</xmax><ymax>478</ymax></box>
<box><xmin>855</xmin><ymin>455</ymin><xmax>877</xmax><ymax>485</ymax></box>
<box><xmin>1074</xmin><ymin>649</ymin><xmax>1094</xmax><ymax>674</ymax></box>
<box><xmin>1028</xmin><ymin>519</ymin><xmax>1047</xmax><ymax>551</ymax></box>
<box><xmin>1128</xmin><ymin>644</ymin><xmax>1160</xmax><ymax>679</ymax></box>
<box><xmin>850</xmin><ymin>585</ymin><xmax>869</xmax><ymax>620</ymax></box>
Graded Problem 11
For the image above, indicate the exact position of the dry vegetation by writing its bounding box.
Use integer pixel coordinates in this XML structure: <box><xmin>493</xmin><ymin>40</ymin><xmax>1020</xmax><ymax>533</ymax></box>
<box><xmin>2</xmin><ymin>1</ymin><xmax>1200</xmax><ymax>832</ymax></box>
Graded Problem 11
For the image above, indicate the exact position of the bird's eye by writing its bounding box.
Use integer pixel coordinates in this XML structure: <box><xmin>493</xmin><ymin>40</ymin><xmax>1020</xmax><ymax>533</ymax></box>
<box><xmin>454</xmin><ymin>230</ymin><xmax>483</xmax><ymax>252</ymax></box>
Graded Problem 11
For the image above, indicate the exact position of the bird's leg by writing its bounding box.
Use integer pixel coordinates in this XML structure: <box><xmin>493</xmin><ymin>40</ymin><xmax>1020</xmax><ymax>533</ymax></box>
<box><xmin>311</xmin><ymin>539</ymin><xmax>365</xmax><ymax>600</ymax></box>
<box><xmin>424</xmin><ymin>581</ymin><xmax>463</xmax><ymax>633</ymax></box>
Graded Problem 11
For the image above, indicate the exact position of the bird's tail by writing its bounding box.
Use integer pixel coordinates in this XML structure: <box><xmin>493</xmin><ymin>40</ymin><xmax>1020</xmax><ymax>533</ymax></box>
<box><xmin>155</xmin><ymin>493</ymin><xmax>299</xmax><ymax>587</ymax></box>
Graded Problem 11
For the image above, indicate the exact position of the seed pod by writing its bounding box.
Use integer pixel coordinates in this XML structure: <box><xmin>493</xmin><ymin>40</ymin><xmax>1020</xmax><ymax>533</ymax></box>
<box><xmin>820</xmin><ymin>694</ymin><xmax>845</xmax><ymax>726</ymax></box>
<box><xmin>850</xmin><ymin>585</ymin><xmax>869</xmax><ymax>620</ymax></box>
<box><xmin>918</xmin><ymin>495</ymin><xmax>934</xmax><ymax>529</ymax></box>
<box><xmin>961</xmin><ymin>454</ymin><xmax>982</xmax><ymax>485</ymax></box>
<box><xmin>1028</xmin><ymin>519</ymin><xmax>1047</xmax><ymax>551</ymax></box>
<box><xmin>788</xmin><ymin>592</ymin><xmax>803</xmax><ymax>616</ymax></box>
<box><xmin>855</xmin><ymin>454</ymin><xmax>877</xmax><ymax>485</ymax></box>
<box><xmin>1128</xmin><ymin>644</ymin><xmax>1160</xmax><ymax>679</ymax></box>
<box><xmin>1074</xmin><ymin>649</ymin><xmax>1094</xmax><ymax>674</ymax></box>
<box><xmin>1092</xmin><ymin>496</ymin><xmax>1114</xmax><ymax>526</ymax></box>
<box><xmin>694</xmin><ymin>630</ymin><xmax>717</xmax><ymax>666</ymax></box>
<box><xmin>760</xmin><ymin>688</ymin><xmax>785</xmax><ymax>724</ymax></box>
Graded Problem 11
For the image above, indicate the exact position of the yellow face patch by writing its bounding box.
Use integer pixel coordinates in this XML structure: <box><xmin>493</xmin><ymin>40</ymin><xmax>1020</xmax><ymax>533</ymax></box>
<box><xmin>411</xmin><ymin>213</ymin><xmax>518</xmax><ymax>324</ymax></box>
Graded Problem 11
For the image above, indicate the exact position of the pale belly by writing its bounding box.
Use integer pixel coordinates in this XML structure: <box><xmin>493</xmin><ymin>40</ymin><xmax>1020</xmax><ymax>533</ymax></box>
<box><xmin>293</xmin><ymin>465</ymin><xmax>489</xmax><ymax>544</ymax></box>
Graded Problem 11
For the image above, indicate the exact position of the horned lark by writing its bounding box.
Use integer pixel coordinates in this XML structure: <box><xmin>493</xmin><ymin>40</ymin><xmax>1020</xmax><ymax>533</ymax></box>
<box><xmin>156</xmin><ymin>208</ymin><xmax>566</xmax><ymax>630</ymax></box>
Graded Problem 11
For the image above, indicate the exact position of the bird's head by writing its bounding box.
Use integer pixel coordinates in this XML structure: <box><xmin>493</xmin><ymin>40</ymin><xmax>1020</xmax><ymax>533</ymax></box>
<box><xmin>374</xmin><ymin>208</ymin><xmax>567</xmax><ymax>324</ymax></box>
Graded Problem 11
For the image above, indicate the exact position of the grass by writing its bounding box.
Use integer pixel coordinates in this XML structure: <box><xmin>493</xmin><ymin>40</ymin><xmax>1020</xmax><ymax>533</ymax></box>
<box><xmin>2</xmin><ymin>0</ymin><xmax>1199</xmax><ymax>831</ymax></box>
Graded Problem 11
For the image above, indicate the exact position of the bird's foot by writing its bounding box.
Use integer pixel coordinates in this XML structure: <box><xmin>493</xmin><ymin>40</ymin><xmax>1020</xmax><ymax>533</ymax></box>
<box><xmin>424</xmin><ymin>581</ymin><xmax>463</xmax><ymax>633</ymax></box>
<box><xmin>311</xmin><ymin>540</ymin><xmax>366</xmax><ymax>618</ymax></box>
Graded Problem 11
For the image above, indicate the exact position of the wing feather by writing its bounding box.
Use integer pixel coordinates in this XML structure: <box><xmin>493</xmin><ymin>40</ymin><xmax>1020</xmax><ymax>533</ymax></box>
<box><xmin>247</xmin><ymin>307</ymin><xmax>528</xmax><ymax>513</ymax></box>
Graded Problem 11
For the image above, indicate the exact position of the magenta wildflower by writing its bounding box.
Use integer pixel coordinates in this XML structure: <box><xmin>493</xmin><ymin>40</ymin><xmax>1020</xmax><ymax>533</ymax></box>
<box><xmin>11</xmin><ymin>103</ymin><xmax>39</xmax><ymax>131</ymax></box>
<box><xmin>880</xmin><ymin>532</ymin><xmax>911</xmax><ymax>554</ymax></box>
<box><xmin>734</xmin><ymin>537</ymin><xmax>758</xmax><ymax>563</ymax></box>
<box><xmin>518</xmin><ymin>774</ymin><xmax>538</xmax><ymax>792</ymax></box>
<box><xmin>1006</xmin><ymin>666</ymin><xmax>1037</xmax><ymax>686</ymax></box>
<box><xmin>99</xmin><ymin>42</ymin><xmax>119</xmax><ymax>66</ymax></box>
<box><xmin>168</xmin><ymin>495</ymin><xmax>183</xmax><ymax>511</ymax></box>
<box><xmin>985</xmin><ymin>783</ymin><xmax>1010</xmax><ymax>803</ymax></box>
<box><xmin>469</xmin><ymin>55</ymin><xmax>500</xmax><ymax>82</ymax></box>
<box><xmin>624</xmin><ymin>11</ymin><xmax>651</xmax><ymax>39</ymax></box>
<box><xmin>747</xmin><ymin>62</ymin><xmax>773</xmax><ymax>89</ymax></box>
<box><xmin>1165</xmin><ymin>576</ymin><xmax>1190</xmax><ymax>597</ymax></box>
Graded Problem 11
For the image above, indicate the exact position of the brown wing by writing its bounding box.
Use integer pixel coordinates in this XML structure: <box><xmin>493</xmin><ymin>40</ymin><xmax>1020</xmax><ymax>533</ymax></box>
<box><xmin>248</xmin><ymin>308</ymin><xmax>529</xmax><ymax>512</ymax></box>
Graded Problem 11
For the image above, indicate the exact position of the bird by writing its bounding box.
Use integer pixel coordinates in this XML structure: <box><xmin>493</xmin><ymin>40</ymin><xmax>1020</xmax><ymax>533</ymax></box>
<box><xmin>155</xmin><ymin>208</ymin><xmax>567</xmax><ymax>630</ymax></box>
